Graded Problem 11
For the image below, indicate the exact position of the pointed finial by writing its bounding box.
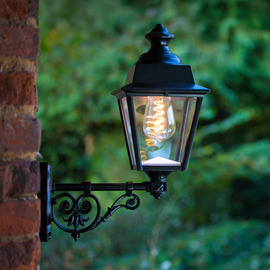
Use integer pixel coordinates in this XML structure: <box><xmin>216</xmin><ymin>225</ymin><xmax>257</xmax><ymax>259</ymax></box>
<box><xmin>137</xmin><ymin>24</ymin><xmax>182</xmax><ymax>65</ymax></box>
<box><xmin>145</xmin><ymin>24</ymin><xmax>175</xmax><ymax>46</ymax></box>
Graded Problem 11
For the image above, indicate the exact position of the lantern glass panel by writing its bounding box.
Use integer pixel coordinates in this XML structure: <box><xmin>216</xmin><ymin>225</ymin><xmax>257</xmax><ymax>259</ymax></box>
<box><xmin>119</xmin><ymin>97</ymin><xmax>136</xmax><ymax>165</ymax></box>
<box><xmin>132</xmin><ymin>95</ymin><xmax>197</xmax><ymax>166</ymax></box>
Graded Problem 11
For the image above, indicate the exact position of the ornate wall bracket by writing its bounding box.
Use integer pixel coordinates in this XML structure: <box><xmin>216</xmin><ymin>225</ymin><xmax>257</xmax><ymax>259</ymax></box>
<box><xmin>39</xmin><ymin>162</ymin><xmax>168</xmax><ymax>242</ymax></box>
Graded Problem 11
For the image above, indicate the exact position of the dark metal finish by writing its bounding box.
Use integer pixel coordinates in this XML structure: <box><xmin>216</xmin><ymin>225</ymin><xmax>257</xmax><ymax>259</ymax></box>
<box><xmin>51</xmin><ymin>190</ymin><xmax>141</xmax><ymax>242</ymax></box>
<box><xmin>137</xmin><ymin>24</ymin><xmax>182</xmax><ymax>65</ymax></box>
<box><xmin>51</xmin><ymin>192</ymin><xmax>101</xmax><ymax>242</ymax></box>
<box><xmin>39</xmin><ymin>163</ymin><xmax>168</xmax><ymax>242</ymax></box>
<box><xmin>54</xmin><ymin>182</ymin><xmax>149</xmax><ymax>192</ymax></box>
<box><xmin>145</xmin><ymin>171</ymin><xmax>170</xmax><ymax>199</ymax></box>
<box><xmin>39</xmin><ymin>162</ymin><xmax>52</xmax><ymax>242</ymax></box>
<box><xmin>124</xmin><ymin>64</ymin><xmax>194</xmax><ymax>85</ymax></box>
<box><xmin>112</xmin><ymin>65</ymin><xmax>210</xmax><ymax>95</ymax></box>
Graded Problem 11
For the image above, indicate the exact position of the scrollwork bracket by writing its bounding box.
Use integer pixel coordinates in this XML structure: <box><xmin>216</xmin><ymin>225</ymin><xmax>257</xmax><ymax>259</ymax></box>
<box><xmin>39</xmin><ymin>162</ymin><xmax>167</xmax><ymax>242</ymax></box>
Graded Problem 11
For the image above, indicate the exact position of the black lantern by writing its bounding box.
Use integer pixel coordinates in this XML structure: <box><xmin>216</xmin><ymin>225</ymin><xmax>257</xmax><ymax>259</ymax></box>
<box><xmin>112</xmin><ymin>24</ymin><xmax>210</xmax><ymax>193</ymax></box>
<box><xmin>39</xmin><ymin>24</ymin><xmax>210</xmax><ymax>242</ymax></box>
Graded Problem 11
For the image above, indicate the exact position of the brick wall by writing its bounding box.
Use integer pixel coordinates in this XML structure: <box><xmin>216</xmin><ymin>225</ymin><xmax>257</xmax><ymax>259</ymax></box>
<box><xmin>0</xmin><ymin>1</ymin><xmax>41</xmax><ymax>269</ymax></box>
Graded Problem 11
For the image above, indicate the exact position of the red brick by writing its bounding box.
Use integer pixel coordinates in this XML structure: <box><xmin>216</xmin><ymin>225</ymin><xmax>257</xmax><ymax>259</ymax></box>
<box><xmin>0</xmin><ymin>0</ymin><xmax>39</xmax><ymax>22</ymax></box>
<box><xmin>0</xmin><ymin>118</ymin><xmax>41</xmax><ymax>152</ymax></box>
<box><xmin>0</xmin><ymin>236</ymin><xmax>40</xmax><ymax>270</ymax></box>
<box><xmin>0</xmin><ymin>199</ymin><xmax>40</xmax><ymax>237</ymax></box>
<box><xmin>0</xmin><ymin>24</ymin><xmax>39</xmax><ymax>59</ymax></box>
<box><xmin>0</xmin><ymin>161</ymin><xmax>40</xmax><ymax>198</ymax></box>
<box><xmin>0</xmin><ymin>72</ymin><xmax>35</xmax><ymax>105</ymax></box>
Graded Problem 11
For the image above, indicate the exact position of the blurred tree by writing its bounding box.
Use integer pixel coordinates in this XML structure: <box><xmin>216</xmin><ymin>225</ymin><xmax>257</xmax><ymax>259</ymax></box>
<box><xmin>37</xmin><ymin>0</ymin><xmax>270</xmax><ymax>269</ymax></box>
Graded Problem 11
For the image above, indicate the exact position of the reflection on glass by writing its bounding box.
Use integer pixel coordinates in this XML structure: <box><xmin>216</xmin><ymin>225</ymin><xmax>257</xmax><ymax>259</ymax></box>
<box><xmin>133</xmin><ymin>95</ymin><xmax>197</xmax><ymax>166</ymax></box>
<box><xmin>120</xmin><ymin>97</ymin><xmax>136</xmax><ymax>165</ymax></box>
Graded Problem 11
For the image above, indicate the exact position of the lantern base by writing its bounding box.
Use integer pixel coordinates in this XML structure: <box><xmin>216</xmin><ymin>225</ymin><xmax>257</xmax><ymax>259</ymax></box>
<box><xmin>144</xmin><ymin>171</ymin><xmax>171</xmax><ymax>199</ymax></box>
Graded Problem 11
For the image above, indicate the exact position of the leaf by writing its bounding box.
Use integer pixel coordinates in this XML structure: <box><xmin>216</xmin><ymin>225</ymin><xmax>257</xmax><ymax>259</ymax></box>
<box><xmin>136</xmin><ymin>105</ymin><xmax>146</xmax><ymax>115</ymax></box>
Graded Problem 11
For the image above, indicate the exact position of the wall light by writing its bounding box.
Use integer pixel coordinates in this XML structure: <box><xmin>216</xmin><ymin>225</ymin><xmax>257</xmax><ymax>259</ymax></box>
<box><xmin>39</xmin><ymin>24</ymin><xmax>210</xmax><ymax>242</ymax></box>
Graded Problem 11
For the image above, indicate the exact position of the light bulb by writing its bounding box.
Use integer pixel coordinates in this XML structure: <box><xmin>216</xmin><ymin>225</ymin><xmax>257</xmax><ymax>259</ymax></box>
<box><xmin>143</xmin><ymin>96</ymin><xmax>176</xmax><ymax>140</ymax></box>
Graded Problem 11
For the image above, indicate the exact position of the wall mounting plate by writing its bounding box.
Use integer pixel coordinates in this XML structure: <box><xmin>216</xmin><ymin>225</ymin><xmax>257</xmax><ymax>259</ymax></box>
<box><xmin>39</xmin><ymin>162</ymin><xmax>52</xmax><ymax>241</ymax></box>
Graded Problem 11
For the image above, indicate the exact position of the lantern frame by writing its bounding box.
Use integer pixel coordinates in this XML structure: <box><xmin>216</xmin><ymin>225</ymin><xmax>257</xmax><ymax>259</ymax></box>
<box><xmin>112</xmin><ymin>25</ymin><xmax>210</xmax><ymax>176</ymax></box>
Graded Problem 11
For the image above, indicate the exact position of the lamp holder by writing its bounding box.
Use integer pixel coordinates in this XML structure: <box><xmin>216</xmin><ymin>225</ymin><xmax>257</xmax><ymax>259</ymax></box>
<box><xmin>39</xmin><ymin>162</ymin><xmax>168</xmax><ymax>242</ymax></box>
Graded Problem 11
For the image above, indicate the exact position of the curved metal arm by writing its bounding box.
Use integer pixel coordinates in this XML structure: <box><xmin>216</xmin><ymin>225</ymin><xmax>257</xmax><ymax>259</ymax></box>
<box><xmin>51</xmin><ymin>191</ymin><xmax>140</xmax><ymax>241</ymax></box>
<box><xmin>39</xmin><ymin>162</ymin><xmax>168</xmax><ymax>242</ymax></box>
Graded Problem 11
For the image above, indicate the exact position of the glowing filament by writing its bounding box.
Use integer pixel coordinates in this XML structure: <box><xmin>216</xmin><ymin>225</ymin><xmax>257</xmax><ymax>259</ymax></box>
<box><xmin>143</xmin><ymin>96</ymin><xmax>176</xmax><ymax>140</ymax></box>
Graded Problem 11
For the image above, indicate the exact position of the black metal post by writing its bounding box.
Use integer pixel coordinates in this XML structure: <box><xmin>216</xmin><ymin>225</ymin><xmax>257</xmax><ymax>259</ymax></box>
<box><xmin>53</xmin><ymin>182</ymin><xmax>150</xmax><ymax>192</ymax></box>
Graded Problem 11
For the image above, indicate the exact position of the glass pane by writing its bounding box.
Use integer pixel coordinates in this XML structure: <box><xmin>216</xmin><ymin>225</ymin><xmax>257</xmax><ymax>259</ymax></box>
<box><xmin>133</xmin><ymin>95</ymin><xmax>197</xmax><ymax>166</ymax></box>
<box><xmin>120</xmin><ymin>97</ymin><xmax>136</xmax><ymax>165</ymax></box>
<box><xmin>174</xmin><ymin>97</ymin><xmax>197</xmax><ymax>162</ymax></box>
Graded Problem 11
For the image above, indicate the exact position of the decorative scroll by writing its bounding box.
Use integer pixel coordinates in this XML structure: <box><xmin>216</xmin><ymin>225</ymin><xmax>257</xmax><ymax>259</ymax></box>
<box><xmin>51</xmin><ymin>192</ymin><xmax>140</xmax><ymax>241</ymax></box>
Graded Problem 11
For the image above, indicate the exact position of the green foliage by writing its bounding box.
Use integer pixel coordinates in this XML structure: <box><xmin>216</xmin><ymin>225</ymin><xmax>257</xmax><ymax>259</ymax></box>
<box><xmin>159</xmin><ymin>221</ymin><xmax>269</xmax><ymax>270</ymax></box>
<box><xmin>37</xmin><ymin>0</ymin><xmax>270</xmax><ymax>269</ymax></box>
<box><xmin>41</xmin><ymin>220</ymin><xmax>269</xmax><ymax>270</ymax></box>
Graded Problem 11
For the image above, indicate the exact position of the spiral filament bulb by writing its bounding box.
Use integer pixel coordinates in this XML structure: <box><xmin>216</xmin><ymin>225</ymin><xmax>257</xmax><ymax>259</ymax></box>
<box><xmin>143</xmin><ymin>96</ymin><xmax>176</xmax><ymax>140</ymax></box>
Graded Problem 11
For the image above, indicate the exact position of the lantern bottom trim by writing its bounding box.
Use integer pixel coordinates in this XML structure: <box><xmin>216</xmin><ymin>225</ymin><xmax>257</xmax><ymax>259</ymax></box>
<box><xmin>142</xmin><ymin>156</ymin><xmax>181</xmax><ymax>166</ymax></box>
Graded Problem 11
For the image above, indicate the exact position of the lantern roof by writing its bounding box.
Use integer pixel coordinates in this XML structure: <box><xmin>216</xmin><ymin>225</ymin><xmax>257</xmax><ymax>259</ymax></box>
<box><xmin>112</xmin><ymin>24</ymin><xmax>210</xmax><ymax>97</ymax></box>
